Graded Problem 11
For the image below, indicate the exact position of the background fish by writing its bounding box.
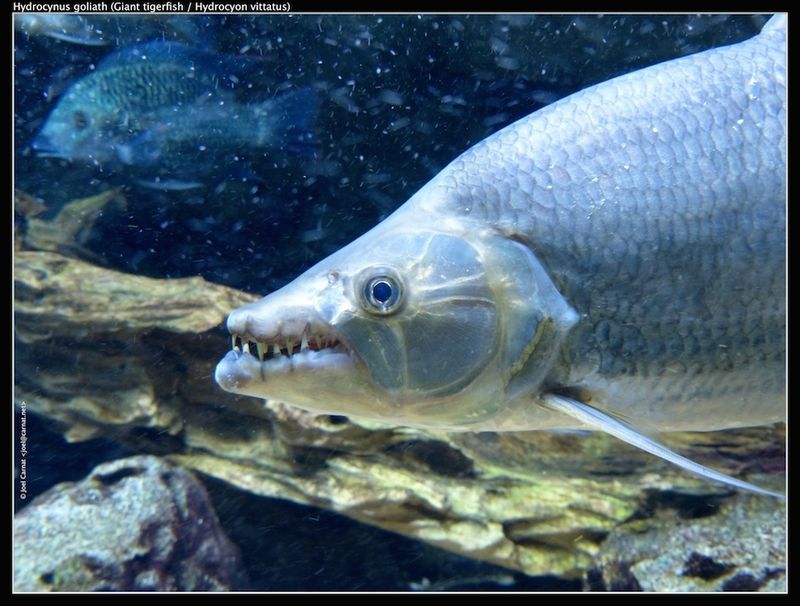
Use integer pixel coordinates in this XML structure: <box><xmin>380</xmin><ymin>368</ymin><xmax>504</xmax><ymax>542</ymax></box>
<box><xmin>15</xmin><ymin>14</ymin><xmax>111</xmax><ymax>46</ymax></box>
<box><xmin>15</xmin><ymin>14</ymin><xmax>213</xmax><ymax>47</ymax></box>
<box><xmin>32</xmin><ymin>41</ymin><xmax>317</xmax><ymax>190</ymax></box>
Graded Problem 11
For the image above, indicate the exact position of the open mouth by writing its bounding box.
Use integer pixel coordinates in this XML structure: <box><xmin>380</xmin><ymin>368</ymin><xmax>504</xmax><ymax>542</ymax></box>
<box><xmin>229</xmin><ymin>329</ymin><xmax>345</xmax><ymax>363</ymax></box>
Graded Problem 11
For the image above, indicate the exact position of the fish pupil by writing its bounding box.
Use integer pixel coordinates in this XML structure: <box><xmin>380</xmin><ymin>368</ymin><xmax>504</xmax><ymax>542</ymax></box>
<box><xmin>72</xmin><ymin>110</ymin><xmax>89</xmax><ymax>130</ymax></box>
<box><xmin>360</xmin><ymin>270</ymin><xmax>404</xmax><ymax>315</ymax></box>
<box><xmin>372</xmin><ymin>280</ymin><xmax>393</xmax><ymax>304</ymax></box>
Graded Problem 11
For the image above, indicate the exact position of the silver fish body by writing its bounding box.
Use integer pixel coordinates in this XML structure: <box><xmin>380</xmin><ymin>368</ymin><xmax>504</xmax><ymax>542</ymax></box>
<box><xmin>216</xmin><ymin>16</ymin><xmax>785</xmax><ymax>492</ymax></box>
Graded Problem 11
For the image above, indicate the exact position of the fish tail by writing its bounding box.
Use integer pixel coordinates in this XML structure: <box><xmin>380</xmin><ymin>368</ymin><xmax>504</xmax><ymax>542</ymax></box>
<box><xmin>258</xmin><ymin>87</ymin><xmax>319</xmax><ymax>157</ymax></box>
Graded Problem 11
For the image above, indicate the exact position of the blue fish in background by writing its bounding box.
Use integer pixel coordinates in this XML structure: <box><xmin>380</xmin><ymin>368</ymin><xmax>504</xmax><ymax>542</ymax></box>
<box><xmin>15</xmin><ymin>14</ymin><xmax>215</xmax><ymax>48</ymax></box>
<box><xmin>32</xmin><ymin>42</ymin><xmax>317</xmax><ymax>190</ymax></box>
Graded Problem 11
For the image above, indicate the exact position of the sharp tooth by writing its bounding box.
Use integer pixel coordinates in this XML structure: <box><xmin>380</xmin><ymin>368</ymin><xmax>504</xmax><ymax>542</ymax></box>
<box><xmin>286</xmin><ymin>338</ymin><xmax>295</xmax><ymax>356</ymax></box>
<box><xmin>243</xmin><ymin>341</ymin><xmax>250</xmax><ymax>354</ymax></box>
<box><xmin>301</xmin><ymin>332</ymin><xmax>309</xmax><ymax>351</ymax></box>
<box><xmin>256</xmin><ymin>341</ymin><xmax>266</xmax><ymax>361</ymax></box>
<box><xmin>272</xmin><ymin>342</ymin><xmax>281</xmax><ymax>356</ymax></box>
<box><xmin>231</xmin><ymin>334</ymin><xmax>238</xmax><ymax>351</ymax></box>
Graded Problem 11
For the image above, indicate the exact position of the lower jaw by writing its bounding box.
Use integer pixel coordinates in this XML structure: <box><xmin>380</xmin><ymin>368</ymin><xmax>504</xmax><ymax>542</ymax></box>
<box><xmin>215</xmin><ymin>347</ymin><xmax>354</xmax><ymax>393</ymax></box>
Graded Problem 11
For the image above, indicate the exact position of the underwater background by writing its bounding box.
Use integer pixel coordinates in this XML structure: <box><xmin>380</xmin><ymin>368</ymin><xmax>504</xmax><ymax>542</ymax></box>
<box><xmin>14</xmin><ymin>14</ymin><xmax>780</xmax><ymax>592</ymax></box>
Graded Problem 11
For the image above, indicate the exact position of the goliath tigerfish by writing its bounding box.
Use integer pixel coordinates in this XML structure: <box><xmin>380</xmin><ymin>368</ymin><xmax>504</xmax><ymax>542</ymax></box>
<box><xmin>216</xmin><ymin>16</ymin><xmax>786</xmax><ymax>497</ymax></box>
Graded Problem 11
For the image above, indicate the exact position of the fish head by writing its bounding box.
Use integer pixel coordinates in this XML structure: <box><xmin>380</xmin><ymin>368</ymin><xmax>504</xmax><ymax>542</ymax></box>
<box><xmin>34</xmin><ymin>76</ymin><xmax>128</xmax><ymax>163</ymax></box>
<box><xmin>216</xmin><ymin>200</ymin><xmax>580</xmax><ymax>429</ymax></box>
<box><xmin>216</xmin><ymin>217</ymin><xmax>509</xmax><ymax>427</ymax></box>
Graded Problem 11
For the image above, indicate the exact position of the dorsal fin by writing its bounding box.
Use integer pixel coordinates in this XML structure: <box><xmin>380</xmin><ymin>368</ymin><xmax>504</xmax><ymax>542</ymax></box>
<box><xmin>98</xmin><ymin>41</ymin><xmax>215</xmax><ymax>70</ymax></box>
<box><xmin>97</xmin><ymin>41</ymin><xmax>265</xmax><ymax>81</ymax></box>
<box><xmin>540</xmin><ymin>393</ymin><xmax>784</xmax><ymax>499</ymax></box>
<box><xmin>760</xmin><ymin>14</ymin><xmax>787</xmax><ymax>39</ymax></box>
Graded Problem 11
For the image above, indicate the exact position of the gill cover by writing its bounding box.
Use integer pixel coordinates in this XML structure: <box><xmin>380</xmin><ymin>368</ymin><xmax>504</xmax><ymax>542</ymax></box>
<box><xmin>325</xmin><ymin>227</ymin><xmax>579</xmax><ymax>402</ymax></box>
<box><xmin>330</xmin><ymin>232</ymin><xmax>497</xmax><ymax>397</ymax></box>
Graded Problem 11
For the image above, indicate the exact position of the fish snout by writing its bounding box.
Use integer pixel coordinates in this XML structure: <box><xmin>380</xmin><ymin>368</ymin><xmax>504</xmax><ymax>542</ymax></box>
<box><xmin>30</xmin><ymin>132</ymin><xmax>63</xmax><ymax>158</ymax></box>
<box><xmin>226</xmin><ymin>301</ymin><xmax>316</xmax><ymax>342</ymax></box>
<box><xmin>226</xmin><ymin>293</ymin><xmax>342</xmax><ymax>361</ymax></box>
<box><xmin>227</xmin><ymin>291</ymin><xmax>334</xmax><ymax>343</ymax></box>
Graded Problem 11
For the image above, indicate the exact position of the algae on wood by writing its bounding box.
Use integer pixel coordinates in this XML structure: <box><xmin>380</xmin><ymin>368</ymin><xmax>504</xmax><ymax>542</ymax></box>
<box><xmin>14</xmin><ymin>250</ymin><xmax>257</xmax><ymax>441</ymax></box>
<box><xmin>15</xmin><ymin>250</ymin><xmax>257</xmax><ymax>340</ymax></box>
<box><xmin>16</xmin><ymin>188</ymin><xmax>126</xmax><ymax>264</ymax></box>
<box><xmin>173</xmin><ymin>401</ymin><xmax>783</xmax><ymax>580</ymax></box>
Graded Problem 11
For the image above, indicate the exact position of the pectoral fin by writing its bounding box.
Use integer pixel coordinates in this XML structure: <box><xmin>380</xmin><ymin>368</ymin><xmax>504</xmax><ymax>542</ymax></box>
<box><xmin>540</xmin><ymin>393</ymin><xmax>784</xmax><ymax>499</ymax></box>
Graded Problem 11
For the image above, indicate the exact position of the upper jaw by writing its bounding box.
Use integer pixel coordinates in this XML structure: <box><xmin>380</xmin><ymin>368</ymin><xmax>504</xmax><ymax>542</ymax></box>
<box><xmin>228</xmin><ymin>325</ymin><xmax>345</xmax><ymax>363</ymax></box>
<box><xmin>225</xmin><ymin>288</ymin><xmax>347</xmax><ymax>363</ymax></box>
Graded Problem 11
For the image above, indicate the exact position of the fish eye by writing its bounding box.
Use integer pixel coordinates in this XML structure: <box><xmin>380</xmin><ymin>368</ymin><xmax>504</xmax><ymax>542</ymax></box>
<box><xmin>359</xmin><ymin>270</ymin><xmax>404</xmax><ymax>316</ymax></box>
<box><xmin>72</xmin><ymin>111</ymin><xmax>89</xmax><ymax>130</ymax></box>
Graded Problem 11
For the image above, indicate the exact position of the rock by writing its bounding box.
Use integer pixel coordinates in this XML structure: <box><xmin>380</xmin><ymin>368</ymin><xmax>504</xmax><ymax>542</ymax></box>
<box><xmin>13</xmin><ymin>456</ymin><xmax>245</xmax><ymax>591</ymax></box>
<box><xmin>586</xmin><ymin>493</ymin><xmax>786</xmax><ymax>591</ymax></box>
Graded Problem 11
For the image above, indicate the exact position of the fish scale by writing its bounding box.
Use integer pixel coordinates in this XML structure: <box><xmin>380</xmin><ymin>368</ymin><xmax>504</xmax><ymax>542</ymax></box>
<box><xmin>77</xmin><ymin>64</ymin><xmax>216</xmax><ymax>113</ymax></box>
<box><xmin>424</xmin><ymin>25</ymin><xmax>786</xmax><ymax>413</ymax></box>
